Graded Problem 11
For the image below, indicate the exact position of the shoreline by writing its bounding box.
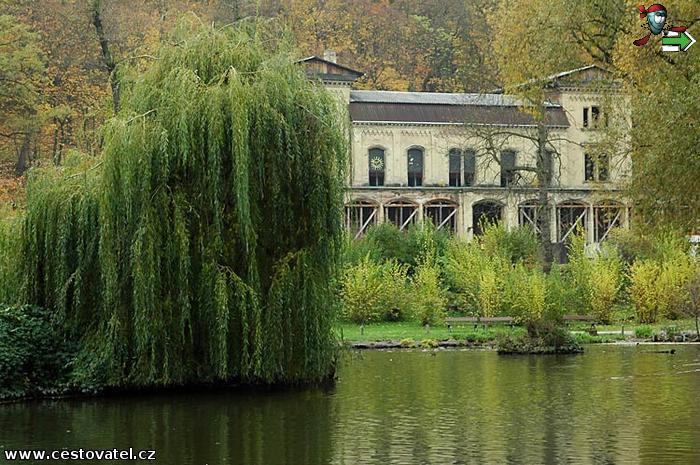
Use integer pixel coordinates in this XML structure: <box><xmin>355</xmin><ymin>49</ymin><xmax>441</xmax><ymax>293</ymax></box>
<box><xmin>342</xmin><ymin>339</ymin><xmax>700</xmax><ymax>350</ymax></box>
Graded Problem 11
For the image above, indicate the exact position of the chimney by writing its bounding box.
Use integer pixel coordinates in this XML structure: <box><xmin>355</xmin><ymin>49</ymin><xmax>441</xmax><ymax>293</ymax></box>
<box><xmin>323</xmin><ymin>49</ymin><xmax>337</xmax><ymax>64</ymax></box>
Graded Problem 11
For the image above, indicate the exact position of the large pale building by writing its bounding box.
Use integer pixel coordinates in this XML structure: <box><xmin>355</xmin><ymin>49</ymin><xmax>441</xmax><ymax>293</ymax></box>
<box><xmin>301</xmin><ymin>54</ymin><xmax>630</xmax><ymax>250</ymax></box>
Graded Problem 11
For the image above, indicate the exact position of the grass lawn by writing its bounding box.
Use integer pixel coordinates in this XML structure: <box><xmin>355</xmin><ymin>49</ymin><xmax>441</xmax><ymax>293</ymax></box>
<box><xmin>567</xmin><ymin>318</ymin><xmax>699</xmax><ymax>334</ymax></box>
<box><xmin>336</xmin><ymin>318</ymin><xmax>699</xmax><ymax>343</ymax></box>
<box><xmin>336</xmin><ymin>321</ymin><xmax>523</xmax><ymax>343</ymax></box>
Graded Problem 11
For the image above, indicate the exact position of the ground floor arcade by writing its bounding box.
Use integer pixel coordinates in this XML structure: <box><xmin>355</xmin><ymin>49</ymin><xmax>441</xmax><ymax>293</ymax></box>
<box><xmin>345</xmin><ymin>187</ymin><xmax>630</xmax><ymax>245</ymax></box>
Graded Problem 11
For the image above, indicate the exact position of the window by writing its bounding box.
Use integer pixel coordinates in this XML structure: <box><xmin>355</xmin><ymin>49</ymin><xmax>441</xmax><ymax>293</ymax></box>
<box><xmin>518</xmin><ymin>201</ymin><xmax>542</xmax><ymax>233</ymax></box>
<box><xmin>594</xmin><ymin>202</ymin><xmax>623</xmax><ymax>243</ymax></box>
<box><xmin>424</xmin><ymin>200</ymin><xmax>458</xmax><ymax>233</ymax></box>
<box><xmin>464</xmin><ymin>150</ymin><xmax>476</xmax><ymax>186</ymax></box>
<box><xmin>368</xmin><ymin>148</ymin><xmax>385</xmax><ymax>186</ymax></box>
<box><xmin>407</xmin><ymin>148</ymin><xmax>424</xmax><ymax>187</ymax></box>
<box><xmin>584</xmin><ymin>153</ymin><xmax>610</xmax><ymax>182</ymax></box>
<box><xmin>449</xmin><ymin>149</ymin><xmax>462</xmax><ymax>187</ymax></box>
<box><xmin>448</xmin><ymin>149</ymin><xmax>476</xmax><ymax>187</ymax></box>
<box><xmin>557</xmin><ymin>201</ymin><xmax>588</xmax><ymax>242</ymax></box>
<box><xmin>591</xmin><ymin>106</ymin><xmax>600</xmax><ymax>127</ymax></box>
<box><xmin>345</xmin><ymin>200</ymin><xmax>378</xmax><ymax>239</ymax></box>
<box><xmin>500</xmin><ymin>150</ymin><xmax>516</xmax><ymax>187</ymax></box>
<box><xmin>583</xmin><ymin>106</ymin><xmax>605</xmax><ymax>129</ymax></box>
<box><xmin>472</xmin><ymin>201</ymin><xmax>502</xmax><ymax>236</ymax></box>
<box><xmin>385</xmin><ymin>199</ymin><xmax>418</xmax><ymax>230</ymax></box>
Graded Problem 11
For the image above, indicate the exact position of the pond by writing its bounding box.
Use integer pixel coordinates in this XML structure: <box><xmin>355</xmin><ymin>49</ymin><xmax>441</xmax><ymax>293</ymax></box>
<box><xmin>1</xmin><ymin>345</ymin><xmax>699</xmax><ymax>464</ymax></box>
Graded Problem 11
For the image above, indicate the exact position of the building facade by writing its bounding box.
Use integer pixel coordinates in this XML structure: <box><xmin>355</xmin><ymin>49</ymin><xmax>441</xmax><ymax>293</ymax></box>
<box><xmin>301</xmin><ymin>55</ymin><xmax>631</xmax><ymax>248</ymax></box>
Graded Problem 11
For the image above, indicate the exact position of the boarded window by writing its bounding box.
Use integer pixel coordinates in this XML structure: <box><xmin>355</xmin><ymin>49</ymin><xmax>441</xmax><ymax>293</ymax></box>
<box><xmin>345</xmin><ymin>200</ymin><xmax>378</xmax><ymax>239</ymax></box>
<box><xmin>500</xmin><ymin>150</ymin><xmax>516</xmax><ymax>187</ymax></box>
<box><xmin>448</xmin><ymin>149</ymin><xmax>461</xmax><ymax>187</ymax></box>
<box><xmin>594</xmin><ymin>202</ymin><xmax>623</xmax><ymax>242</ymax></box>
<box><xmin>407</xmin><ymin>148</ymin><xmax>424</xmax><ymax>187</ymax></box>
<box><xmin>557</xmin><ymin>202</ymin><xmax>588</xmax><ymax>242</ymax></box>
<box><xmin>473</xmin><ymin>201</ymin><xmax>502</xmax><ymax>236</ymax></box>
<box><xmin>518</xmin><ymin>201</ymin><xmax>542</xmax><ymax>233</ymax></box>
<box><xmin>385</xmin><ymin>200</ymin><xmax>418</xmax><ymax>230</ymax></box>
<box><xmin>425</xmin><ymin>200</ymin><xmax>458</xmax><ymax>233</ymax></box>
<box><xmin>368</xmin><ymin>148</ymin><xmax>385</xmax><ymax>186</ymax></box>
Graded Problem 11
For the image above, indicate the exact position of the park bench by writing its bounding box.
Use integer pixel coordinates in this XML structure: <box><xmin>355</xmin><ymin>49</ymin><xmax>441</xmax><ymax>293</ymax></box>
<box><xmin>563</xmin><ymin>314</ymin><xmax>597</xmax><ymax>335</ymax></box>
<box><xmin>445</xmin><ymin>316</ymin><xmax>514</xmax><ymax>332</ymax></box>
<box><xmin>563</xmin><ymin>314</ymin><xmax>595</xmax><ymax>322</ymax></box>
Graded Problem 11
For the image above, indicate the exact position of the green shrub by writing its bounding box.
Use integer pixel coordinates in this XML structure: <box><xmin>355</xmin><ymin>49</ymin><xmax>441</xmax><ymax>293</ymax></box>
<box><xmin>341</xmin><ymin>256</ymin><xmax>386</xmax><ymax>324</ymax></box>
<box><xmin>629</xmin><ymin>260</ymin><xmax>662</xmax><ymax>323</ymax></box>
<box><xmin>0</xmin><ymin>305</ymin><xmax>75</xmax><ymax>400</ymax></box>
<box><xmin>442</xmin><ymin>237</ymin><xmax>508</xmax><ymax>314</ymax></box>
<box><xmin>478</xmin><ymin>269</ymin><xmax>501</xmax><ymax>318</ymax></box>
<box><xmin>350</xmin><ymin>222</ymin><xmax>450</xmax><ymax>270</ymax></box>
<box><xmin>587</xmin><ymin>251</ymin><xmax>623</xmax><ymax>324</ymax></box>
<box><xmin>545</xmin><ymin>264</ymin><xmax>580</xmax><ymax>317</ymax></box>
<box><xmin>381</xmin><ymin>260</ymin><xmax>413</xmax><ymax>321</ymax></box>
<box><xmin>411</xmin><ymin>259</ymin><xmax>448</xmax><ymax>325</ymax></box>
<box><xmin>496</xmin><ymin>323</ymin><xmax>581</xmax><ymax>354</ymax></box>
<box><xmin>341</xmin><ymin>256</ymin><xmax>411</xmax><ymax>323</ymax></box>
<box><xmin>480</xmin><ymin>223</ymin><xmax>539</xmax><ymax>265</ymax></box>
<box><xmin>634</xmin><ymin>325</ymin><xmax>653</xmax><ymax>338</ymax></box>
<box><xmin>567</xmin><ymin>232</ymin><xmax>623</xmax><ymax>323</ymax></box>
<box><xmin>504</xmin><ymin>264</ymin><xmax>547</xmax><ymax>324</ymax></box>
<box><xmin>656</xmin><ymin>253</ymin><xmax>694</xmax><ymax>319</ymax></box>
<box><xmin>629</xmin><ymin>253</ymin><xmax>696</xmax><ymax>323</ymax></box>
<box><xmin>608</xmin><ymin>228</ymin><xmax>691</xmax><ymax>263</ymax></box>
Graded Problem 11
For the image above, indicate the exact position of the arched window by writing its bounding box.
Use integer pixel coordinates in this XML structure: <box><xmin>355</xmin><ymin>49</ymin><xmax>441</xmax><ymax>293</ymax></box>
<box><xmin>368</xmin><ymin>148</ymin><xmax>385</xmax><ymax>187</ymax></box>
<box><xmin>557</xmin><ymin>201</ymin><xmax>588</xmax><ymax>242</ymax></box>
<box><xmin>345</xmin><ymin>200</ymin><xmax>379</xmax><ymax>239</ymax></box>
<box><xmin>424</xmin><ymin>200</ymin><xmax>458</xmax><ymax>233</ymax></box>
<box><xmin>593</xmin><ymin>200</ymin><xmax>624</xmax><ymax>242</ymax></box>
<box><xmin>385</xmin><ymin>199</ymin><xmax>418</xmax><ymax>230</ymax></box>
<box><xmin>518</xmin><ymin>200</ymin><xmax>542</xmax><ymax>233</ymax></box>
<box><xmin>407</xmin><ymin>148</ymin><xmax>424</xmax><ymax>187</ymax></box>
<box><xmin>473</xmin><ymin>201</ymin><xmax>503</xmax><ymax>236</ymax></box>
<box><xmin>448</xmin><ymin>149</ymin><xmax>476</xmax><ymax>187</ymax></box>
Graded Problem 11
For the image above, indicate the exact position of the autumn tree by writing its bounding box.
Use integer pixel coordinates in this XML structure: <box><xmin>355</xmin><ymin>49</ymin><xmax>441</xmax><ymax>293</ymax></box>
<box><xmin>611</xmin><ymin>0</ymin><xmax>700</xmax><ymax>232</ymax></box>
<box><xmin>0</xmin><ymin>14</ymin><xmax>46</xmax><ymax>175</ymax></box>
<box><xmin>478</xmin><ymin>0</ymin><xmax>586</xmax><ymax>267</ymax></box>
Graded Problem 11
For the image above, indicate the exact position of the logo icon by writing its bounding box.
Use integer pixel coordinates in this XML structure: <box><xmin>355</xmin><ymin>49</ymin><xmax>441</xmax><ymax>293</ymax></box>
<box><xmin>633</xmin><ymin>4</ymin><xmax>692</xmax><ymax>50</ymax></box>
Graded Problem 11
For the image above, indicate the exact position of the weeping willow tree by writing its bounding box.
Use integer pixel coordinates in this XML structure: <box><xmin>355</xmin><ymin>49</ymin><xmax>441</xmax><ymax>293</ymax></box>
<box><xmin>17</xmin><ymin>21</ymin><xmax>347</xmax><ymax>389</ymax></box>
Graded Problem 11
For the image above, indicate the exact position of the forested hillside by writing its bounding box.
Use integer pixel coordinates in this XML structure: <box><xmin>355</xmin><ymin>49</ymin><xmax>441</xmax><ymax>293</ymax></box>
<box><xmin>1</xmin><ymin>0</ymin><xmax>699</xmax><ymax>230</ymax></box>
<box><xmin>0</xmin><ymin>0</ymin><xmax>496</xmax><ymax>186</ymax></box>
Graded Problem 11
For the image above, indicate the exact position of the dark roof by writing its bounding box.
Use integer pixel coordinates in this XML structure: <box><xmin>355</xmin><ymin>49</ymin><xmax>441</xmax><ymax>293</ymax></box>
<box><xmin>351</xmin><ymin>91</ymin><xmax>559</xmax><ymax>107</ymax></box>
<box><xmin>297</xmin><ymin>56</ymin><xmax>364</xmax><ymax>82</ymax></box>
<box><xmin>493</xmin><ymin>64</ymin><xmax>616</xmax><ymax>93</ymax></box>
<box><xmin>349</xmin><ymin>91</ymin><xmax>569</xmax><ymax>127</ymax></box>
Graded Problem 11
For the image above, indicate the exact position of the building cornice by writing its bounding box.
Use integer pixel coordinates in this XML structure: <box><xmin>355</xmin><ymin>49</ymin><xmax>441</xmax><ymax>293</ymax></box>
<box><xmin>352</xmin><ymin>121</ymin><xmax>569</xmax><ymax>129</ymax></box>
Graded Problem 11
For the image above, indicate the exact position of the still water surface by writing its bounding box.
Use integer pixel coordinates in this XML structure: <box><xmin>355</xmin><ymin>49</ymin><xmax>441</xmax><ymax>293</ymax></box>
<box><xmin>1</xmin><ymin>345</ymin><xmax>699</xmax><ymax>465</ymax></box>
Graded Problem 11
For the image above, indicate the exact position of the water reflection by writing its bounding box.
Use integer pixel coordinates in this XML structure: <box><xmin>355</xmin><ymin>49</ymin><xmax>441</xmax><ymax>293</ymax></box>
<box><xmin>1</xmin><ymin>345</ymin><xmax>698</xmax><ymax>464</ymax></box>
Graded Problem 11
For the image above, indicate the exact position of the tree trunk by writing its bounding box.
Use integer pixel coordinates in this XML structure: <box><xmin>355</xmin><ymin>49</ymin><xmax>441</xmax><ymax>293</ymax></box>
<box><xmin>91</xmin><ymin>0</ymin><xmax>120</xmax><ymax>113</ymax></box>
<box><xmin>15</xmin><ymin>133</ymin><xmax>31</xmax><ymax>176</ymax></box>
<box><xmin>536</xmin><ymin>118</ymin><xmax>554</xmax><ymax>270</ymax></box>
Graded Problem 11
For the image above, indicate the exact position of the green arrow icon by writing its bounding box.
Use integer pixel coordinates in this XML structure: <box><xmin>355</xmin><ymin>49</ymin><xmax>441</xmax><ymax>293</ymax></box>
<box><xmin>661</xmin><ymin>31</ymin><xmax>696</xmax><ymax>52</ymax></box>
